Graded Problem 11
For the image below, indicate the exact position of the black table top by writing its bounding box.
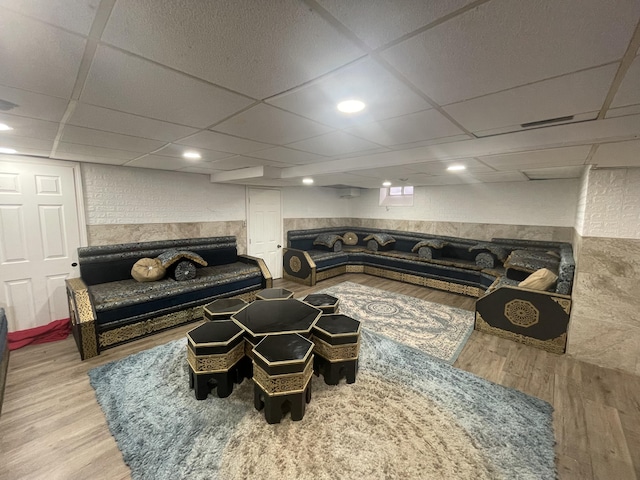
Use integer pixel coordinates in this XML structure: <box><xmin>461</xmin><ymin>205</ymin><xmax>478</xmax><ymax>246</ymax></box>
<box><xmin>253</xmin><ymin>333</ymin><xmax>314</xmax><ymax>364</ymax></box>
<box><xmin>232</xmin><ymin>299</ymin><xmax>321</xmax><ymax>337</ymax></box>
<box><xmin>256</xmin><ymin>288</ymin><xmax>294</xmax><ymax>300</ymax></box>
<box><xmin>187</xmin><ymin>320</ymin><xmax>244</xmax><ymax>345</ymax></box>
<box><xmin>303</xmin><ymin>293</ymin><xmax>339</xmax><ymax>307</ymax></box>
<box><xmin>204</xmin><ymin>298</ymin><xmax>247</xmax><ymax>314</ymax></box>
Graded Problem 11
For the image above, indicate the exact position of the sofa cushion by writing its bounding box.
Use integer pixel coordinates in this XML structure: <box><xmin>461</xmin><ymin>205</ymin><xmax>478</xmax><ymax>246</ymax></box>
<box><xmin>469</xmin><ymin>243</ymin><xmax>509</xmax><ymax>262</ymax></box>
<box><xmin>504</xmin><ymin>250</ymin><xmax>560</xmax><ymax>274</ymax></box>
<box><xmin>364</xmin><ymin>233</ymin><xmax>396</xmax><ymax>246</ymax></box>
<box><xmin>313</xmin><ymin>233</ymin><xmax>344</xmax><ymax>249</ymax></box>
<box><xmin>411</xmin><ymin>239</ymin><xmax>446</xmax><ymax>252</ymax></box>
<box><xmin>168</xmin><ymin>260</ymin><xmax>197</xmax><ymax>281</ymax></box>
<box><xmin>131</xmin><ymin>258</ymin><xmax>166</xmax><ymax>282</ymax></box>
<box><xmin>157</xmin><ymin>250</ymin><xmax>208</xmax><ymax>268</ymax></box>
<box><xmin>519</xmin><ymin>268</ymin><xmax>558</xmax><ymax>291</ymax></box>
<box><xmin>343</xmin><ymin>231</ymin><xmax>358</xmax><ymax>245</ymax></box>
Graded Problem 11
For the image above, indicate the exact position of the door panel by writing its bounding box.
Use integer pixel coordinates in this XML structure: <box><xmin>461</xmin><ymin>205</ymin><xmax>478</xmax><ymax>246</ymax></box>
<box><xmin>248</xmin><ymin>188</ymin><xmax>282</xmax><ymax>279</ymax></box>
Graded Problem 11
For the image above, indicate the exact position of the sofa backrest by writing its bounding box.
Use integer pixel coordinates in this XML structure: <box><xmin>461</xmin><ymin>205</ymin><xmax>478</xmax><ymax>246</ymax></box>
<box><xmin>78</xmin><ymin>237</ymin><xmax>238</xmax><ymax>285</ymax></box>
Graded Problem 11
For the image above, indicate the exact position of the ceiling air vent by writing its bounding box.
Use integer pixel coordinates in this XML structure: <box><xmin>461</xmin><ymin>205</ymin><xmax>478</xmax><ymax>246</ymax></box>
<box><xmin>520</xmin><ymin>115</ymin><xmax>574</xmax><ymax>129</ymax></box>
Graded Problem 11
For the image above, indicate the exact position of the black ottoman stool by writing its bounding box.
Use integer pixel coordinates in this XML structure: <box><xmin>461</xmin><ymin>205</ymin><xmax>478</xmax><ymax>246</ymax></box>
<box><xmin>252</xmin><ymin>333</ymin><xmax>314</xmax><ymax>424</ymax></box>
<box><xmin>204</xmin><ymin>298</ymin><xmax>247</xmax><ymax>321</ymax></box>
<box><xmin>303</xmin><ymin>293</ymin><xmax>339</xmax><ymax>314</ymax></box>
<box><xmin>311</xmin><ymin>314</ymin><xmax>361</xmax><ymax>385</ymax></box>
<box><xmin>186</xmin><ymin>320</ymin><xmax>245</xmax><ymax>400</ymax></box>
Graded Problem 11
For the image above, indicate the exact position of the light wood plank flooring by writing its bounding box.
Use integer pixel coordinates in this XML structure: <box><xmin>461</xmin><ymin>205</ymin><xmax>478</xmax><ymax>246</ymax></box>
<box><xmin>1</xmin><ymin>274</ymin><xmax>638</xmax><ymax>479</ymax></box>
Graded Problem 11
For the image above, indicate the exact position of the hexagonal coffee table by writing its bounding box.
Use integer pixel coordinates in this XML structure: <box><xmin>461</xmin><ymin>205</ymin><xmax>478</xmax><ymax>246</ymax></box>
<box><xmin>303</xmin><ymin>293</ymin><xmax>339</xmax><ymax>314</ymax></box>
<box><xmin>311</xmin><ymin>314</ymin><xmax>361</xmax><ymax>385</ymax></box>
<box><xmin>203</xmin><ymin>297</ymin><xmax>248</xmax><ymax>321</ymax></box>
<box><xmin>256</xmin><ymin>287</ymin><xmax>294</xmax><ymax>300</ymax></box>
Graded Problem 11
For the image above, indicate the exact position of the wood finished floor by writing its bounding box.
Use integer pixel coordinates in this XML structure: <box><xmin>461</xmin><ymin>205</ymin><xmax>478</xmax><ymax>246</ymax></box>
<box><xmin>1</xmin><ymin>274</ymin><xmax>639</xmax><ymax>480</ymax></box>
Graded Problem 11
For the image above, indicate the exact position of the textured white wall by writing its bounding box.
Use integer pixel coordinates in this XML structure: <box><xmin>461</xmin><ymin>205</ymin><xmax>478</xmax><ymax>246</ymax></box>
<box><xmin>581</xmin><ymin>168</ymin><xmax>640</xmax><ymax>239</ymax></box>
<box><xmin>574</xmin><ymin>167</ymin><xmax>590</xmax><ymax>235</ymax></box>
<box><xmin>348</xmin><ymin>179</ymin><xmax>579</xmax><ymax>226</ymax></box>
<box><xmin>282</xmin><ymin>186</ymin><xmax>352</xmax><ymax>218</ymax></box>
<box><xmin>82</xmin><ymin>163</ymin><xmax>246</xmax><ymax>224</ymax></box>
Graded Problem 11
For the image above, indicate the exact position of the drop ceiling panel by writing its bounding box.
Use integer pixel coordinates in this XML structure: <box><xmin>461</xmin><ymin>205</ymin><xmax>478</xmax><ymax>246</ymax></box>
<box><xmin>101</xmin><ymin>0</ymin><xmax>365</xmax><ymax>99</ymax></box>
<box><xmin>209</xmin><ymin>156</ymin><xmax>289</xmax><ymax>171</ymax></box>
<box><xmin>177</xmin><ymin>131</ymin><xmax>271</xmax><ymax>155</ymax></box>
<box><xmin>0</xmin><ymin>114</ymin><xmax>60</xmax><ymax>140</ymax></box>
<box><xmin>0</xmin><ymin>86</ymin><xmax>69</xmax><ymax>122</ymax></box>
<box><xmin>611</xmin><ymin>55</ymin><xmax>640</xmax><ymax>108</ymax></box>
<box><xmin>444</xmin><ymin>64</ymin><xmax>619</xmax><ymax>133</ymax></box>
<box><xmin>317</xmin><ymin>0</ymin><xmax>474</xmax><ymax>49</ymax></box>
<box><xmin>56</xmin><ymin>142</ymin><xmax>141</xmax><ymax>160</ymax></box>
<box><xmin>469</xmin><ymin>171</ymin><xmax>529</xmax><ymax>183</ymax></box>
<box><xmin>266</xmin><ymin>57</ymin><xmax>432</xmax><ymax>128</ymax></box>
<box><xmin>0</xmin><ymin>135</ymin><xmax>53</xmax><ymax>151</ymax></box>
<box><xmin>405</xmin><ymin>159</ymin><xmax>495</xmax><ymax>175</ymax></box>
<box><xmin>0</xmin><ymin>9</ymin><xmax>86</xmax><ymax>98</ymax></box>
<box><xmin>247</xmin><ymin>147</ymin><xmax>328</xmax><ymax>165</ymax></box>
<box><xmin>53</xmin><ymin>151</ymin><xmax>127</xmax><ymax>165</ymax></box>
<box><xmin>349</xmin><ymin>165</ymin><xmax>424</xmax><ymax>179</ymax></box>
<box><xmin>125</xmin><ymin>155</ymin><xmax>196</xmax><ymax>171</ymax></box>
<box><xmin>523</xmin><ymin>165</ymin><xmax>585</xmax><ymax>179</ymax></box>
<box><xmin>60</xmin><ymin>125</ymin><xmax>166</xmax><ymax>153</ymax></box>
<box><xmin>153</xmin><ymin>144</ymin><xmax>233</xmax><ymax>162</ymax></box>
<box><xmin>606</xmin><ymin>104</ymin><xmax>640</xmax><ymax>119</ymax></box>
<box><xmin>0</xmin><ymin>0</ymin><xmax>98</xmax><ymax>35</ymax></box>
<box><xmin>81</xmin><ymin>46</ymin><xmax>255</xmax><ymax>128</ymax></box>
<box><xmin>213</xmin><ymin>104</ymin><xmax>334</xmax><ymax>145</ymax></box>
<box><xmin>287</xmin><ymin>131</ymin><xmax>383</xmax><ymax>157</ymax></box>
<box><xmin>178</xmin><ymin>166</ymin><xmax>226</xmax><ymax>175</ymax></box>
<box><xmin>381</xmin><ymin>0</ymin><xmax>640</xmax><ymax>105</ymax></box>
<box><xmin>591</xmin><ymin>140</ymin><xmax>640</xmax><ymax>167</ymax></box>
<box><xmin>345</xmin><ymin>109</ymin><xmax>465</xmax><ymax>146</ymax></box>
<box><xmin>407</xmin><ymin>174</ymin><xmax>477</xmax><ymax>186</ymax></box>
<box><xmin>68</xmin><ymin>104</ymin><xmax>199</xmax><ymax>142</ymax></box>
<box><xmin>311</xmin><ymin>172</ymin><xmax>380</xmax><ymax>188</ymax></box>
<box><xmin>480</xmin><ymin>146</ymin><xmax>592</xmax><ymax>171</ymax></box>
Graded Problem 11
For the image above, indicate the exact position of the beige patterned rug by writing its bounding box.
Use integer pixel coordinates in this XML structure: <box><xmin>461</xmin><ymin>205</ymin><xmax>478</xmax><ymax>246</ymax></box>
<box><xmin>316</xmin><ymin>281</ymin><xmax>474</xmax><ymax>363</ymax></box>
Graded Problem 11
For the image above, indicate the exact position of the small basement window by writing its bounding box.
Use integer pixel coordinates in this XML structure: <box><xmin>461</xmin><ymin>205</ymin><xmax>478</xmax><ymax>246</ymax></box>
<box><xmin>379</xmin><ymin>186</ymin><xmax>414</xmax><ymax>206</ymax></box>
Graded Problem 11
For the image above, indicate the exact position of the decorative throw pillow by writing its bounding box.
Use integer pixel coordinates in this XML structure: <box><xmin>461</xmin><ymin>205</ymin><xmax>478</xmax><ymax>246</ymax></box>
<box><xmin>343</xmin><ymin>231</ymin><xmax>358</xmax><ymax>246</ymax></box>
<box><xmin>519</xmin><ymin>268</ymin><xmax>558</xmax><ymax>291</ymax></box>
<box><xmin>411</xmin><ymin>239</ymin><xmax>446</xmax><ymax>252</ymax></box>
<box><xmin>157</xmin><ymin>250</ymin><xmax>208</xmax><ymax>268</ymax></box>
<box><xmin>169</xmin><ymin>260</ymin><xmax>197</xmax><ymax>281</ymax></box>
<box><xmin>131</xmin><ymin>258</ymin><xmax>166</xmax><ymax>282</ymax></box>
<box><xmin>313</xmin><ymin>233</ymin><xmax>344</xmax><ymax>249</ymax></box>
<box><xmin>363</xmin><ymin>233</ymin><xmax>395</xmax><ymax>246</ymax></box>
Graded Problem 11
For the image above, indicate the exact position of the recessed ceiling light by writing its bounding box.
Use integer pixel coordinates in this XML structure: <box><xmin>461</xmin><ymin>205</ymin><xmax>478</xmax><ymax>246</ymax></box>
<box><xmin>447</xmin><ymin>165</ymin><xmax>466</xmax><ymax>172</ymax></box>
<box><xmin>0</xmin><ymin>147</ymin><xmax>17</xmax><ymax>154</ymax></box>
<box><xmin>302</xmin><ymin>178</ymin><xmax>314</xmax><ymax>185</ymax></box>
<box><xmin>0</xmin><ymin>123</ymin><xmax>13</xmax><ymax>131</ymax></box>
<box><xmin>382</xmin><ymin>181</ymin><xmax>391</xmax><ymax>187</ymax></box>
<box><xmin>182</xmin><ymin>151</ymin><xmax>201</xmax><ymax>160</ymax></box>
<box><xmin>337</xmin><ymin>99</ymin><xmax>366</xmax><ymax>114</ymax></box>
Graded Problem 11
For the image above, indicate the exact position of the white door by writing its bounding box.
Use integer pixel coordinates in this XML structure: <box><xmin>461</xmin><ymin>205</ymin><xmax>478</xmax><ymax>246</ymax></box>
<box><xmin>247</xmin><ymin>188</ymin><xmax>282</xmax><ymax>279</ymax></box>
<box><xmin>0</xmin><ymin>158</ymin><xmax>84</xmax><ymax>332</ymax></box>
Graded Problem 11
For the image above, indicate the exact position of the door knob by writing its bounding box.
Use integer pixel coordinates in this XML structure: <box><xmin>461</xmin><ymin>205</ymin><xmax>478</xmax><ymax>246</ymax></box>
<box><xmin>277</xmin><ymin>245</ymin><xmax>282</xmax><ymax>248</ymax></box>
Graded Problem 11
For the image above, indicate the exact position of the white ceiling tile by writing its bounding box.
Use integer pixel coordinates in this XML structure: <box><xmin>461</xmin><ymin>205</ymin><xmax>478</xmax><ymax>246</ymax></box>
<box><xmin>472</xmin><ymin>111</ymin><xmax>598</xmax><ymax>138</ymax></box>
<box><xmin>0</xmin><ymin>134</ymin><xmax>53</xmax><ymax>151</ymax></box>
<box><xmin>310</xmin><ymin>173</ymin><xmax>378</xmax><ymax>188</ymax></box>
<box><xmin>69</xmin><ymin>103</ymin><xmax>198</xmax><ymax>142</ymax></box>
<box><xmin>333</xmin><ymin>147</ymin><xmax>391</xmax><ymax>159</ymax></box>
<box><xmin>606</xmin><ymin>104</ymin><xmax>640</xmax><ymax>119</ymax></box>
<box><xmin>101</xmin><ymin>0</ymin><xmax>365</xmax><ymax>99</ymax></box>
<box><xmin>444</xmin><ymin>64</ymin><xmax>618</xmax><ymax>133</ymax></box>
<box><xmin>124</xmin><ymin>154</ymin><xmax>195</xmax><ymax>170</ymax></box>
<box><xmin>0</xmin><ymin>113</ymin><xmax>59</xmax><ymax>140</ymax></box>
<box><xmin>389</xmin><ymin>134</ymin><xmax>472</xmax><ymax>150</ymax></box>
<box><xmin>266</xmin><ymin>57</ymin><xmax>432</xmax><ymax>128</ymax></box>
<box><xmin>177</xmin><ymin>131</ymin><xmax>271</xmax><ymax>154</ymax></box>
<box><xmin>0</xmin><ymin>9</ymin><xmax>86</xmax><ymax>98</ymax></box>
<box><xmin>209</xmin><ymin>156</ymin><xmax>289</xmax><ymax>171</ymax></box>
<box><xmin>349</xmin><ymin>165</ymin><xmax>421</xmax><ymax>179</ymax></box>
<box><xmin>0</xmin><ymin>85</ymin><xmax>69</xmax><ymax>122</ymax></box>
<box><xmin>409</xmin><ymin>174</ymin><xmax>478</xmax><ymax>186</ymax></box>
<box><xmin>178</xmin><ymin>165</ymin><xmax>225</xmax><ymax>175</ymax></box>
<box><xmin>382</xmin><ymin>0</ymin><xmax>640</xmax><ymax>104</ymax></box>
<box><xmin>523</xmin><ymin>166</ymin><xmax>586</xmax><ymax>179</ymax></box>
<box><xmin>317</xmin><ymin>0</ymin><xmax>474</xmax><ymax>49</ymax></box>
<box><xmin>213</xmin><ymin>104</ymin><xmax>333</xmax><ymax>145</ymax></box>
<box><xmin>60</xmin><ymin>125</ymin><xmax>166</xmax><ymax>153</ymax></box>
<box><xmin>0</xmin><ymin>0</ymin><xmax>98</xmax><ymax>35</ymax></box>
<box><xmin>590</xmin><ymin>140</ymin><xmax>640</xmax><ymax>168</ymax></box>
<box><xmin>469</xmin><ymin>171</ymin><xmax>529</xmax><ymax>183</ymax></box>
<box><xmin>54</xmin><ymin>151</ymin><xmax>127</xmax><ymax>165</ymax></box>
<box><xmin>56</xmin><ymin>142</ymin><xmax>141</xmax><ymax>160</ymax></box>
<box><xmin>287</xmin><ymin>131</ymin><xmax>382</xmax><ymax>157</ymax></box>
<box><xmin>405</xmin><ymin>159</ymin><xmax>495</xmax><ymax>175</ymax></box>
<box><xmin>611</xmin><ymin>55</ymin><xmax>640</xmax><ymax>108</ymax></box>
<box><xmin>81</xmin><ymin>45</ymin><xmax>254</xmax><ymax>128</ymax></box>
<box><xmin>247</xmin><ymin>147</ymin><xmax>328</xmax><ymax>165</ymax></box>
<box><xmin>345</xmin><ymin>109</ymin><xmax>464</xmax><ymax>145</ymax></box>
<box><xmin>153</xmin><ymin>144</ymin><xmax>233</xmax><ymax>162</ymax></box>
<box><xmin>480</xmin><ymin>146</ymin><xmax>592</xmax><ymax>171</ymax></box>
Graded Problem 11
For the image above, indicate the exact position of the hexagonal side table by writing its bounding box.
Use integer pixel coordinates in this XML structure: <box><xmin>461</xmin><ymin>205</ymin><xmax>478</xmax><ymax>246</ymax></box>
<box><xmin>252</xmin><ymin>333</ymin><xmax>314</xmax><ymax>424</ymax></box>
<box><xmin>256</xmin><ymin>288</ymin><xmax>294</xmax><ymax>300</ymax></box>
<box><xmin>203</xmin><ymin>298</ymin><xmax>248</xmax><ymax>321</ymax></box>
<box><xmin>311</xmin><ymin>314</ymin><xmax>361</xmax><ymax>385</ymax></box>
<box><xmin>303</xmin><ymin>293</ymin><xmax>339</xmax><ymax>314</ymax></box>
<box><xmin>186</xmin><ymin>320</ymin><xmax>245</xmax><ymax>400</ymax></box>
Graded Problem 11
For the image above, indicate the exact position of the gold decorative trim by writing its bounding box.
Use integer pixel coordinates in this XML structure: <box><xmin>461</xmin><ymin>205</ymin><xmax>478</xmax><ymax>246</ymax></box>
<box><xmin>551</xmin><ymin>297</ymin><xmax>572</xmax><ymax>315</ymax></box>
<box><xmin>66</xmin><ymin>278</ymin><xmax>98</xmax><ymax>359</ymax></box>
<box><xmin>289</xmin><ymin>256</ymin><xmax>301</xmax><ymax>273</ymax></box>
<box><xmin>187</xmin><ymin>341</ymin><xmax>245</xmax><ymax>373</ymax></box>
<box><xmin>239</xmin><ymin>254</ymin><xmax>272</xmax><ymax>288</ymax></box>
<box><xmin>253</xmin><ymin>358</ymin><xmax>314</xmax><ymax>396</ymax></box>
<box><xmin>346</xmin><ymin>265</ymin><xmax>364</xmax><ymax>273</ymax></box>
<box><xmin>504</xmin><ymin>299</ymin><xmax>539</xmax><ymax>328</ymax></box>
<box><xmin>311</xmin><ymin>335</ymin><xmax>360</xmax><ymax>362</ymax></box>
<box><xmin>316</xmin><ymin>266</ymin><xmax>347</xmax><ymax>281</ymax></box>
<box><xmin>475</xmin><ymin>313</ymin><xmax>566</xmax><ymax>354</ymax></box>
<box><xmin>283</xmin><ymin>270</ymin><xmax>312</xmax><ymax>286</ymax></box>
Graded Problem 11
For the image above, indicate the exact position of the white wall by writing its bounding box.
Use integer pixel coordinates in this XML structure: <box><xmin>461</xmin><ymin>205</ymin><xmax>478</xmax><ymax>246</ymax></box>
<box><xmin>282</xmin><ymin>186</ymin><xmax>352</xmax><ymax>218</ymax></box>
<box><xmin>82</xmin><ymin>163</ymin><xmax>246</xmax><ymax>224</ymax></box>
<box><xmin>349</xmin><ymin>179</ymin><xmax>579</xmax><ymax>226</ymax></box>
<box><xmin>574</xmin><ymin>167</ymin><xmax>590</xmax><ymax>235</ymax></box>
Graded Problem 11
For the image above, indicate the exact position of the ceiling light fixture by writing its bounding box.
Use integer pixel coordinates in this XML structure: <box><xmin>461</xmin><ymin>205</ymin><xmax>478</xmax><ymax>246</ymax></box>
<box><xmin>447</xmin><ymin>165</ymin><xmax>466</xmax><ymax>172</ymax></box>
<box><xmin>302</xmin><ymin>178</ymin><xmax>314</xmax><ymax>185</ymax></box>
<box><xmin>337</xmin><ymin>99</ymin><xmax>366</xmax><ymax>114</ymax></box>
<box><xmin>0</xmin><ymin>147</ymin><xmax>17</xmax><ymax>154</ymax></box>
<box><xmin>0</xmin><ymin>123</ymin><xmax>13</xmax><ymax>131</ymax></box>
<box><xmin>182</xmin><ymin>151</ymin><xmax>201</xmax><ymax>160</ymax></box>
<box><xmin>382</xmin><ymin>181</ymin><xmax>391</xmax><ymax>187</ymax></box>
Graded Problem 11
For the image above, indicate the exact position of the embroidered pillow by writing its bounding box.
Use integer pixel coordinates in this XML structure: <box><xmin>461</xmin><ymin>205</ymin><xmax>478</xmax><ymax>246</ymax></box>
<box><xmin>411</xmin><ymin>239</ymin><xmax>446</xmax><ymax>252</ymax></box>
<box><xmin>519</xmin><ymin>268</ymin><xmax>558</xmax><ymax>291</ymax></box>
<box><xmin>131</xmin><ymin>258</ymin><xmax>166</xmax><ymax>282</ymax></box>
<box><xmin>363</xmin><ymin>233</ymin><xmax>395</xmax><ymax>246</ymax></box>
<box><xmin>157</xmin><ymin>250</ymin><xmax>208</xmax><ymax>268</ymax></box>
<box><xmin>313</xmin><ymin>233</ymin><xmax>344</xmax><ymax>248</ymax></box>
<box><xmin>342</xmin><ymin>231</ymin><xmax>358</xmax><ymax>246</ymax></box>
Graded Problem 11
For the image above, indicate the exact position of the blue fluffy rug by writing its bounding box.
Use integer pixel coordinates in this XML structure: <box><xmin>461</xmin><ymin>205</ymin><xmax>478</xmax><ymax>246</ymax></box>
<box><xmin>89</xmin><ymin>329</ymin><xmax>556</xmax><ymax>479</ymax></box>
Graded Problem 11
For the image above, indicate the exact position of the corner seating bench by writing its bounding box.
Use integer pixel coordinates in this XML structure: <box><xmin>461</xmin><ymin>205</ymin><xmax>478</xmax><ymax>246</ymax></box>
<box><xmin>66</xmin><ymin>237</ymin><xmax>272</xmax><ymax>359</ymax></box>
<box><xmin>283</xmin><ymin>227</ymin><xmax>575</xmax><ymax>354</ymax></box>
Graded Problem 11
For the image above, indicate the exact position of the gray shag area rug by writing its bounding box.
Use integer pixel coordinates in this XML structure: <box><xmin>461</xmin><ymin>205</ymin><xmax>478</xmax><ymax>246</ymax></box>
<box><xmin>89</xmin><ymin>332</ymin><xmax>556</xmax><ymax>479</ymax></box>
<box><xmin>316</xmin><ymin>281</ymin><xmax>474</xmax><ymax>363</ymax></box>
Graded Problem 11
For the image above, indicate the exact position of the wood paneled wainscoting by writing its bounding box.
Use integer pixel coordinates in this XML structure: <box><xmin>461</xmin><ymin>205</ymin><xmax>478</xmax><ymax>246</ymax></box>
<box><xmin>0</xmin><ymin>274</ymin><xmax>638</xmax><ymax>479</ymax></box>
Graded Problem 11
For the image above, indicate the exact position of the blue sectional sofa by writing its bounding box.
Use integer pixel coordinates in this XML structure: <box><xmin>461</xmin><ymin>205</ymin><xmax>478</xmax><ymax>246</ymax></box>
<box><xmin>284</xmin><ymin>227</ymin><xmax>574</xmax><ymax>353</ymax></box>
<box><xmin>66</xmin><ymin>237</ymin><xmax>271</xmax><ymax>359</ymax></box>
